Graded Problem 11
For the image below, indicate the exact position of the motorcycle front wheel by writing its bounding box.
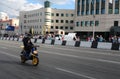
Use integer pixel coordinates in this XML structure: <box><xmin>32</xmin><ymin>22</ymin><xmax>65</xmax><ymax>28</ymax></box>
<box><xmin>32</xmin><ymin>57</ymin><xmax>39</xmax><ymax>66</ymax></box>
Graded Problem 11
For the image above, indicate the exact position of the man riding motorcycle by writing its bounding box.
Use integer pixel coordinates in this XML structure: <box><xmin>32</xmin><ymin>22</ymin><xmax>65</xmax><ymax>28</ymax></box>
<box><xmin>22</xmin><ymin>33</ymin><xmax>34</xmax><ymax>59</ymax></box>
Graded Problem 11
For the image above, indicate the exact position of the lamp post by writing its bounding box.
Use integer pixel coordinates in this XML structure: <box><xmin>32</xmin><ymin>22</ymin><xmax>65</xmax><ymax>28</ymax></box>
<box><xmin>0</xmin><ymin>24</ymin><xmax>2</xmax><ymax>36</ymax></box>
<box><xmin>20</xmin><ymin>23</ymin><xmax>22</xmax><ymax>34</ymax></box>
<box><xmin>91</xmin><ymin>0</ymin><xmax>95</xmax><ymax>40</ymax></box>
<box><xmin>92</xmin><ymin>15</ymin><xmax>95</xmax><ymax>40</ymax></box>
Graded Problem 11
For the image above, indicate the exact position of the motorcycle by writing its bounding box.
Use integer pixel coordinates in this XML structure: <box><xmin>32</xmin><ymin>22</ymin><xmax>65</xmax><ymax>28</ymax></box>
<box><xmin>20</xmin><ymin>45</ymin><xmax>39</xmax><ymax>66</ymax></box>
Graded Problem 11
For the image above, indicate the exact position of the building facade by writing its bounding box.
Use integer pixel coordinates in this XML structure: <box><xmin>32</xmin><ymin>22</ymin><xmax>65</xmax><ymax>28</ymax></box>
<box><xmin>19</xmin><ymin>1</ymin><xmax>74</xmax><ymax>35</ymax></box>
<box><xmin>75</xmin><ymin>0</ymin><xmax>120</xmax><ymax>40</ymax></box>
<box><xmin>0</xmin><ymin>18</ymin><xmax>19</xmax><ymax>35</ymax></box>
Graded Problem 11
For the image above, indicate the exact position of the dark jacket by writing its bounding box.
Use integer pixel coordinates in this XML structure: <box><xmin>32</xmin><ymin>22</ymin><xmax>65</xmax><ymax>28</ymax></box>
<box><xmin>22</xmin><ymin>37</ymin><xmax>33</xmax><ymax>51</ymax></box>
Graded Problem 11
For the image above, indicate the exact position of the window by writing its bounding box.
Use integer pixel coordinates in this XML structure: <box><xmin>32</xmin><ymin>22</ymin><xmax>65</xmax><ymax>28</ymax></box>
<box><xmin>86</xmin><ymin>10</ymin><xmax>89</xmax><ymax>15</ymax></box>
<box><xmin>81</xmin><ymin>11</ymin><xmax>84</xmax><ymax>15</ymax></box>
<box><xmin>90</xmin><ymin>21</ymin><xmax>94</xmax><ymax>26</ymax></box>
<box><xmin>71</xmin><ymin>14</ymin><xmax>74</xmax><ymax>17</ymax></box>
<box><xmin>101</xmin><ymin>0</ymin><xmax>105</xmax><ymax>14</ymax></box>
<box><xmin>78</xmin><ymin>0</ymin><xmax>80</xmax><ymax>5</ymax></box>
<box><xmin>102</xmin><ymin>0</ymin><xmax>105</xmax><ymax>2</ymax></box>
<box><xmin>95</xmin><ymin>21</ymin><xmax>99</xmax><ymax>26</ymax></box>
<box><xmin>108</xmin><ymin>0</ymin><xmax>113</xmax><ymax>14</ymax></box>
<box><xmin>96</xmin><ymin>0</ymin><xmax>100</xmax><ymax>3</ymax></box>
<box><xmin>24</xmin><ymin>20</ymin><xmax>26</xmax><ymax>23</ymax></box>
<box><xmin>55</xmin><ymin>26</ymin><xmax>58</xmax><ymax>29</ymax></box>
<box><xmin>40</xmin><ymin>12</ymin><xmax>42</xmax><ymax>16</ymax></box>
<box><xmin>101</xmin><ymin>9</ymin><xmax>105</xmax><ymax>14</ymax></box>
<box><xmin>91</xmin><ymin>10</ymin><xmax>94</xmax><ymax>15</ymax></box>
<box><xmin>56</xmin><ymin>13</ymin><xmax>59</xmax><ymax>16</ymax></box>
<box><xmin>96</xmin><ymin>10</ymin><xmax>99</xmax><ymax>14</ymax></box>
<box><xmin>24</xmin><ymin>15</ymin><xmax>27</xmax><ymax>18</ymax></box>
<box><xmin>115</xmin><ymin>0</ymin><xmax>118</xmax><ymax>2</ymax></box>
<box><xmin>60</xmin><ymin>26</ymin><xmax>63</xmax><ymax>29</ymax></box>
<box><xmin>77</xmin><ymin>0</ymin><xmax>80</xmax><ymax>16</ymax></box>
<box><xmin>85</xmin><ymin>21</ymin><xmax>89</xmax><ymax>26</ymax></box>
<box><xmin>115</xmin><ymin>0</ymin><xmax>119</xmax><ymax>14</ymax></box>
<box><xmin>61</xmin><ymin>20</ymin><xmax>64</xmax><ymax>23</ymax></box>
<box><xmin>56</xmin><ymin>20</ymin><xmax>59</xmax><ymax>23</ymax></box>
<box><xmin>96</xmin><ymin>0</ymin><xmax>99</xmax><ymax>14</ymax></box>
<box><xmin>51</xmin><ymin>20</ymin><xmax>54</xmax><ymax>23</ymax></box>
<box><xmin>86</xmin><ymin>0</ymin><xmax>89</xmax><ymax>15</ymax></box>
<box><xmin>61</xmin><ymin>13</ymin><xmax>64</xmax><ymax>17</ymax></box>
<box><xmin>66</xmin><ymin>14</ymin><xmax>69</xmax><ymax>17</ymax></box>
<box><xmin>86</xmin><ymin>0</ymin><xmax>89</xmax><ymax>4</ymax></box>
<box><xmin>40</xmin><ymin>19</ymin><xmax>42</xmax><ymax>22</ymax></box>
<box><xmin>91</xmin><ymin>0</ymin><xmax>94</xmax><ymax>4</ymax></box>
<box><xmin>81</xmin><ymin>21</ymin><xmax>84</xmax><ymax>27</ymax></box>
<box><xmin>70</xmin><ymin>20</ymin><xmax>74</xmax><ymax>23</ymax></box>
<box><xmin>51</xmin><ymin>13</ymin><xmax>54</xmax><ymax>16</ymax></box>
<box><xmin>76</xmin><ymin>22</ymin><xmax>80</xmax><ymax>27</ymax></box>
<box><xmin>115</xmin><ymin>9</ymin><xmax>119</xmax><ymax>14</ymax></box>
<box><xmin>45</xmin><ymin>12</ymin><xmax>51</xmax><ymax>16</ymax></box>
<box><xmin>24</xmin><ymin>26</ymin><xmax>26</xmax><ymax>29</ymax></box>
<box><xmin>45</xmin><ymin>19</ymin><xmax>51</xmax><ymax>22</ymax></box>
<box><xmin>87</xmin><ymin>21</ymin><xmax>90</xmax><ymax>26</ymax></box>
<box><xmin>70</xmin><ymin>27</ymin><xmax>73</xmax><ymax>30</ymax></box>
<box><xmin>51</xmin><ymin>26</ymin><xmax>54</xmax><ymax>29</ymax></box>
<box><xmin>77</xmin><ymin>11</ymin><xmax>80</xmax><ymax>16</ymax></box>
<box><xmin>66</xmin><ymin>20</ymin><xmax>69</xmax><ymax>23</ymax></box>
<box><xmin>81</xmin><ymin>0</ymin><xmax>85</xmax><ymax>15</ymax></box>
<box><xmin>40</xmin><ymin>25</ymin><xmax>41</xmax><ymax>28</ymax></box>
<box><xmin>65</xmin><ymin>26</ymin><xmax>68</xmax><ymax>29</ymax></box>
<box><xmin>114</xmin><ymin>21</ymin><xmax>118</xmax><ymax>26</ymax></box>
<box><xmin>82</xmin><ymin>0</ymin><xmax>85</xmax><ymax>5</ymax></box>
<box><xmin>109</xmin><ymin>9</ymin><xmax>112</xmax><ymax>14</ymax></box>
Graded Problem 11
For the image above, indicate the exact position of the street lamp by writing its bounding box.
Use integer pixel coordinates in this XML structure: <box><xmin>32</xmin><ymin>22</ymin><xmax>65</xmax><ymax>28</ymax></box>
<box><xmin>20</xmin><ymin>23</ymin><xmax>22</xmax><ymax>34</ymax></box>
<box><xmin>92</xmin><ymin>15</ymin><xmax>95</xmax><ymax>40</ymax></box>
<box><xmin>91</xmin><ymin>0</ymin><xmax>95</xmax><ymax>40</ymax></box>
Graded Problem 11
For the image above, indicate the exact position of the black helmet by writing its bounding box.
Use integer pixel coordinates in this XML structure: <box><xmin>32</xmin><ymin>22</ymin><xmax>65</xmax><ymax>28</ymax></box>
<box><xmin>24</xmin><ymin>33</ymin><xmax>32</xmax><ymax>38</ymax></box>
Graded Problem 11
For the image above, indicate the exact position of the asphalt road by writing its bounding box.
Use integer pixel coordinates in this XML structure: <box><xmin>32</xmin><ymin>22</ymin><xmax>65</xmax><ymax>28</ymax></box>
<box><xmin>0</xmin><ymin>40</ymin><xmax>120</xmax><ymax>79</ymax></box>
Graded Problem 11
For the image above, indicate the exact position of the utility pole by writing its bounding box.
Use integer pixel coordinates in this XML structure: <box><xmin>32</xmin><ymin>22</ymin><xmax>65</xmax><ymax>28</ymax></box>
<box><xmin>91</xmin><ymin>0</ymin><xmax>95</xmax><ymax>40</ymax></box>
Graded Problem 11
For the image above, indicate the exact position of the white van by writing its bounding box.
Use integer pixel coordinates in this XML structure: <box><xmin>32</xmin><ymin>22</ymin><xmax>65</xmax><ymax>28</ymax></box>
<box><xmin>64</xmin><ymin>33</ymin><xmax>76</xmax><ymax>41</ymax></box>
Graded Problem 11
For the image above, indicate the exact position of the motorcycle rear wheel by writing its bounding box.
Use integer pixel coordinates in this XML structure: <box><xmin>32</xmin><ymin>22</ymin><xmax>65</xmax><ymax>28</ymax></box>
<box><xmin>32</xmin><ymin>57</ymin><xmax>39</xmax><ymax>66</ymax></box>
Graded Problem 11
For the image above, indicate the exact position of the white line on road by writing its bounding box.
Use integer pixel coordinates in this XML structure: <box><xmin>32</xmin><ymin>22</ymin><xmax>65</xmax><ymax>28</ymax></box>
<box><xmin>56</xmin><ymin>67</ymin><xmax>96</xmax><ymax>79</ymax></box>
<box><xmin>0</xmin><ymin>50</ymin><xmax>97</xmax><ymax>79</ymax></box>
<box><xmin>0</xmin><ymin>47</ymin><xmax>8</xmax><ymax>49</ymax></box>
<box><xmin>42</xmin><ymin>50</ymin><xmax>120</xmax><ymax>65</ymax></box>
<box><xmin>1</xmin><ymin>44</ymin><xmax>120</xmax><ymax>65</ymax></box>
<box><xmin>0</xmin><ymin>50</ymin><xmax>19</xmax><ymax>59</ymax></box>
<box><xmin>0</xmin><ymin>41</ymin><xmax>120</xmax><ymax>57</ymax></box>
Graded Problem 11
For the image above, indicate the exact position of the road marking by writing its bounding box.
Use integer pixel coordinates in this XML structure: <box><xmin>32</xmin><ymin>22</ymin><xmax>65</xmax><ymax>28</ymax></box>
<box><xmin>0</xmin><ymin>44</ymin><xmax>120</xmax><ymax>79</ymax></box>
<box><xmin>0</xmin><ymin>40</ymin><xmax>120</xmax><ymax>57</ymax></box>
<box><xmin>0</xmin><ymin>50</ymin><xmax>96</xmax><ymax>79</ymax></box>
<box><xmin>1</xmin><ymin>43</ymin><xmax>120</xmax><ymax>65</ymax></box>
<box><xmin>42</xmin><ymin>50</ymin><xmax>120</xmax><ymax>65</ymax></box>
<box><xmin>0</xmin><ymin>50</ymin><xmax>19</xmax><ymax>59</ymax></box>
<box><xmin>56</xmin><ymin>67</ymin><xmax>96</xmax><ymax>79</ymax></box>
<box><xmin>1</xmin><ymin>41</ymin><xmax>120</xmax><ymax>65</ymax></box>
<box><xmin>0</xmin><ymin>47</ymin><xmax>7</xmax><ymax>49</ymax></box>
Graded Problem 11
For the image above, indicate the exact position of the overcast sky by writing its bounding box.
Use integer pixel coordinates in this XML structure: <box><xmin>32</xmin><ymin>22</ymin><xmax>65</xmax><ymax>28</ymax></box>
<box><xmin>0</xmin><ymin>0</ymin><xmax>75</xmax><ymax>18</ymax></box>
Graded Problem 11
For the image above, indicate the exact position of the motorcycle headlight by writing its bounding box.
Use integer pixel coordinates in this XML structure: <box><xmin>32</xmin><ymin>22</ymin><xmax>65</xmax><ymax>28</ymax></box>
<box><xmin>33</xmin><ymin>51</ymin><xmax>38</xmax><ymax>54</ymax></box>
<box><xmin>20</xmin><ymin>46</ymin><xmax>24</xmax><ymax>48</ymax></box>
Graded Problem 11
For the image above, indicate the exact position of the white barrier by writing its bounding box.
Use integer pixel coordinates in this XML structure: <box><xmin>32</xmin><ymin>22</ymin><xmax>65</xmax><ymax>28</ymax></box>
<box><xmin>80</xmin><ymin>41</ymin><xmax>92</xmax><ymax>48</ymax></box>
<box><xmin>66</xmin><ymin>40</ymin><xmax>75</xmax><ymax>46</ymax></box>
<box><xmin>0</xmin><ymin>37</ymin><xmax>119</xmax><ymax>51</ymax></box>
<box><xmin>55</xmin><ymin>40</ymin><xmax>62</xmax><ymax>45</ymax></box>
<box><xmin>45</xmin><ymin>40</ymin><xmax>51</xmax><ymax>44</ymax></box>
<box><xmin>97</xmin><ymin>42</ymin><xmax>112</xmax><ymax>50</ymax></box>
<box><xmin>37</xmin><ymin>39</ymin><xmax>42</xmax><ymax>43</ymax></box>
